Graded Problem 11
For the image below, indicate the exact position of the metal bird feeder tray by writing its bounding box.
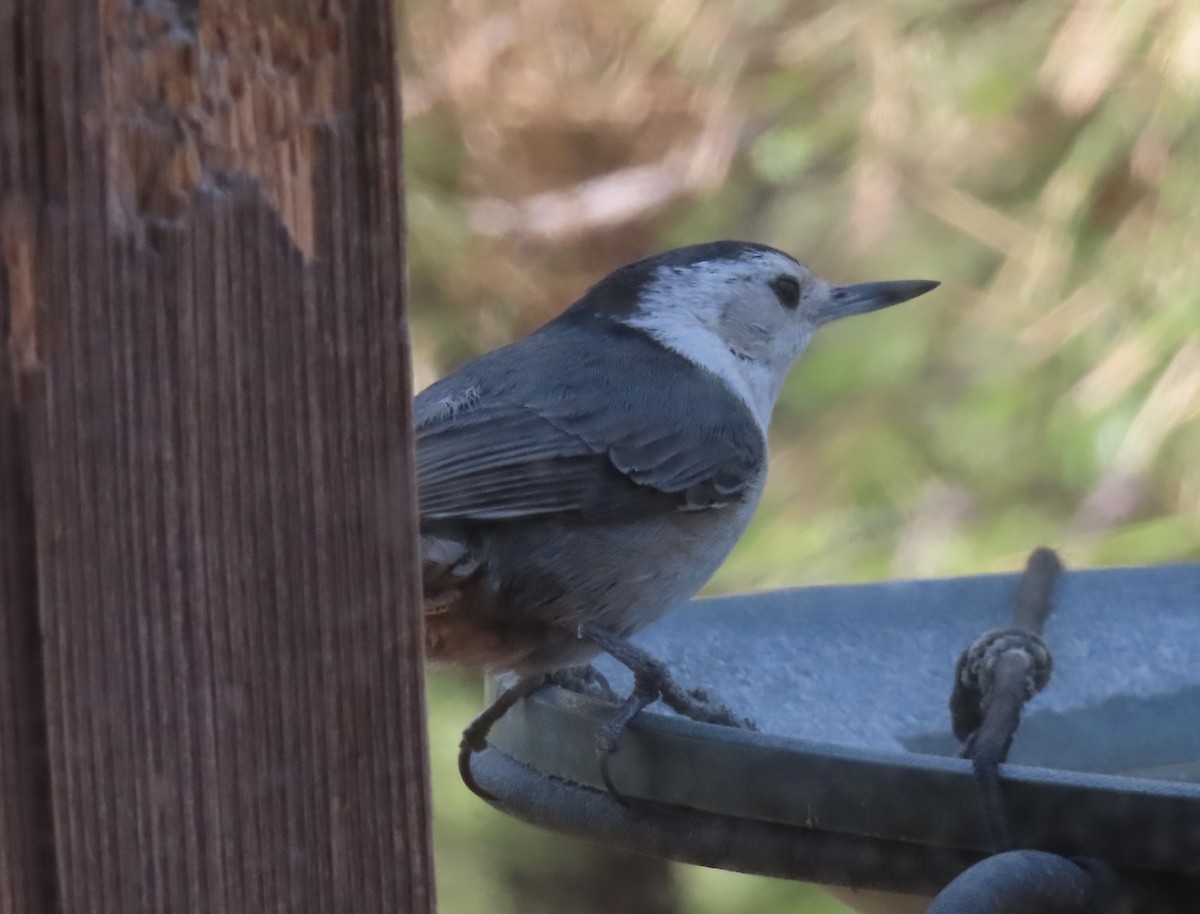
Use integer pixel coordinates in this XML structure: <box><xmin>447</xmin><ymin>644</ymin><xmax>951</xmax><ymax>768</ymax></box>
<box><xmin>468</xmin><ymin>562</ymin><xmax>1200</xmax><ymax>911</ymax></box>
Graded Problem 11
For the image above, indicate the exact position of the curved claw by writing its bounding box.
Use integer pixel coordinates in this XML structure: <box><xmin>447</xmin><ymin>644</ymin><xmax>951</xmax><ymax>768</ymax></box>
<box><xmin>596</xmin><ymin>736</ymin><xmax>629</xmax><ymax>807</ymax></box>
<box><xmin>456</xmin><ymin>673</ymin><xmax>550</xmax><ymax>803</ymax></box>
<box><xmin>458</xmin><ymin>737</ymin><xmax>500</xmax><ymax>802</ymax></box>
<box><xmin>598</xmin><ymin>755</ymin><xmax>628</xmax><ymax>807</ymax></box>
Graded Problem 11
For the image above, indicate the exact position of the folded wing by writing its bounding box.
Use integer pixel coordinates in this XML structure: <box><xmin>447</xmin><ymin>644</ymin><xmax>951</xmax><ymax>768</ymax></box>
<box><xmin>415</xmin><ymin>320</ymin><xmax>764</xmax><ymax>524</ymax></box>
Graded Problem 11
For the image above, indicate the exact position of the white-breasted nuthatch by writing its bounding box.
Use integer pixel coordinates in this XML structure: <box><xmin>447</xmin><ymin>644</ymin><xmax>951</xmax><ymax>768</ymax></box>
<box><xmin>417</xmin><ymin>241</ymin><xmax>938</xmax><ymax>798</ymax></box>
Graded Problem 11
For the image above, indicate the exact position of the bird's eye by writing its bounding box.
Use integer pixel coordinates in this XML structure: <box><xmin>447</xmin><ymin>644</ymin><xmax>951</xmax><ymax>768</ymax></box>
<box><xmin>770</xmin><ymin>275</ymin><xmax>801</xmax><ymax>310</ymax></box>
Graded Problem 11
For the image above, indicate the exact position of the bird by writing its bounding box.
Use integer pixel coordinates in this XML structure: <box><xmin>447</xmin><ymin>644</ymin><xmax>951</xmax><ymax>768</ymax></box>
<box><xmin>416</xmin><ymin>240</ymin><xmax>938</xmax><ymax>800</ymax></box>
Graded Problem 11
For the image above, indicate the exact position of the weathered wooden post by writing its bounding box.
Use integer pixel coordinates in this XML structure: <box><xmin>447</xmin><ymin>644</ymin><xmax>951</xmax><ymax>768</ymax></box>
<box><xmin>0</xmin><ymin>2</ymin><xmax>433</xmax><ymax>912</ymax></box>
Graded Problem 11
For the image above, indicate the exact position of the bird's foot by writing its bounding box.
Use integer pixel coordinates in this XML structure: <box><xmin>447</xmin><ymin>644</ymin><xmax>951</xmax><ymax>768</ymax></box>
<box><xmin>570</xmin><ymin>622</ymin><xmax>757</xmax><ymax>803</ymax></box>
<box><xmin>659</xmin><ymin>681</ymin><xmax>757</xmax><ymax>731</ymax></box>
<box><xmin>596</xmin><ymin>669</ymin><xmax>664</xmax><ymax>804</ymax></box>
<box><xmin>546</xmin><ymin>664</ymin><xmax>618</xmax><ymax>703</ymax></box>
<box><xmin>458</xmin><ymin>673</ymin><xmax>548</xmax><ymax>801</ymax></box>
<box><xmin>457</xmin><ymin>665</ymin><xmax>617</xmax><ymax>801</ymax></box>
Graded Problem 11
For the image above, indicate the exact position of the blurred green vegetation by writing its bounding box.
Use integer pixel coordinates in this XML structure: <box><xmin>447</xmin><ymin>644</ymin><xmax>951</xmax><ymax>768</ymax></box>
<box><xmin>401</xmin><ymin>1</ymin><xmax>1200</xmax><ymax>911</ymax></box>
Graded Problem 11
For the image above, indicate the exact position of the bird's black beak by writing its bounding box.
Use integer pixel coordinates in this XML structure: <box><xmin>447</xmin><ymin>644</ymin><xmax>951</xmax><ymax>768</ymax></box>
<box><xmin>818</xmin><ymin>279</ymin><xmax>939</xmax><ymax>326</ymax></box>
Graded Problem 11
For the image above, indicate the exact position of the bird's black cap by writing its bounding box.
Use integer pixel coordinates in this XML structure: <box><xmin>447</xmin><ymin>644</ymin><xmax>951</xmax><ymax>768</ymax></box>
<box><xmin>564</xmin><ymin>241</ymin><xmax>797</xmax><ymax>321</ymax></box>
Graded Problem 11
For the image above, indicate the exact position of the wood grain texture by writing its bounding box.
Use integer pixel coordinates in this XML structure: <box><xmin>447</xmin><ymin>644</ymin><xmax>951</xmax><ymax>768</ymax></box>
<box><xmin>1</xmin><ymin>3</ymin><xmax>59</xmax><ymax>912</ymax></box>
<box><xmin>0</xmin><ymin>1</ymin><xmax>433</xmax><ymax>912</ymax></box>
<box><xmin>0</xmin><ymin>277</ymin><xmax>56</xmax><ymax>914</ymax></box>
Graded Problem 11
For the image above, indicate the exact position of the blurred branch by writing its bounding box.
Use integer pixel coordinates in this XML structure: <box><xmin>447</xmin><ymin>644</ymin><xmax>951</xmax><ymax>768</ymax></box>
<box><xmin>911</xmin><ymin>179</ymin><xmax>1035</xmax><ymax>257</ymax></box>
<box><xmin>403</xmin><ymin>14</ymin><xmax>519</xmax><ymax>119</ymax></box>
<box><xmin>467</xmin><ymin>111</ymin><xmax>742</xmax><ymax>238</ymax></box>
<box><xmin>1040</xmin><ymin>0</ymin><xmax>1156</xmax><ymax>116</ymax></box>
<box><xmin>1115</xmin><ymin>337</ymin><xmax>1200</xmax><ymax>473</ymax></box>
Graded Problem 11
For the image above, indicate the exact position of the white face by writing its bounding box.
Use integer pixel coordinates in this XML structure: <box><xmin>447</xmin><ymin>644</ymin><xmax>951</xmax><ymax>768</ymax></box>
<box><xmin>623</xmin><ymin>250</ymin><xmax>827</xmax><ymax>434</ymax></box>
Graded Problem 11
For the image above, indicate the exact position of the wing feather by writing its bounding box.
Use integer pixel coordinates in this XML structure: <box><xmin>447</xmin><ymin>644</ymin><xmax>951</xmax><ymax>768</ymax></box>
<box><xmin>415</xmin><ymin>318</ymin><xmax>764</xmax><ymax>524</ymax></box>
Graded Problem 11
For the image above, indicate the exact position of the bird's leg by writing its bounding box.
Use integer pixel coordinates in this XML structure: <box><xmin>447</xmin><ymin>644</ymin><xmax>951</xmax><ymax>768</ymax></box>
<box><xmin>458</xmin><ymin>673</ymin><xmax>548</xmax><ymax>801</ymax></box>
<box><xmin>574</xmin><ymin>621</ymin><xmax>757</xmax><ymax>803</ymax></box>
<box><xmin>595</xmin><ymin>668</ymin><xmax>664</xmax><ymax>804</ymax></box>
<box><xmin>459</xmin><ymin>624</ymin><xmax>754</xmax><ymax>804</ymax></box>
<box><xmin>576</xmin><ymin>621</ymin><xmax>756</xmax><ymax>728</ymax></box>
<box><xmin>457</xmin><ymin>663</ymin><xmax>618</xmax><ymax>801</ymax></box>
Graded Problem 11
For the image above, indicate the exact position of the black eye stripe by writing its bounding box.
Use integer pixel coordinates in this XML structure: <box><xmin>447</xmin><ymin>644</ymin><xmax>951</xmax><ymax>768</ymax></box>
<box><xmin>770</xmin><ymin>275</ymin><xmax>801</xmax><ymax>310</ymax></box>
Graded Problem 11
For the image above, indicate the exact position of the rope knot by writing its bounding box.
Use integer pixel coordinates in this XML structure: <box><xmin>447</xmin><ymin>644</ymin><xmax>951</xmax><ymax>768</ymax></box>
<box><xmin>960</xmin><ymin>627</ymin><xmax>1053</xmax><ymax>700</ymax></box>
